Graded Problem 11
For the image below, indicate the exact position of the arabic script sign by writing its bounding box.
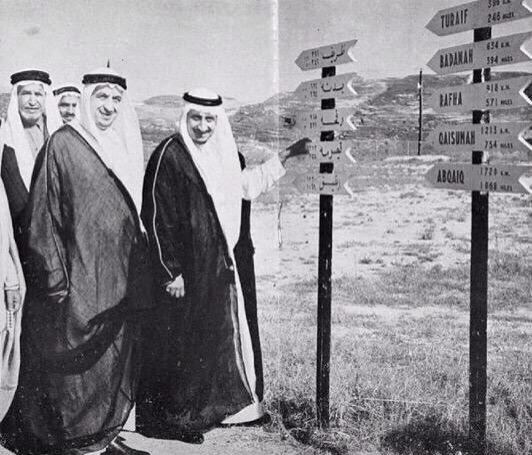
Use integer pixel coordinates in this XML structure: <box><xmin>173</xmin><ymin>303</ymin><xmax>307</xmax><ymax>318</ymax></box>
<box><xmin>295</xmin><ymin>72</ymin><xmax>359</xmax><ymax>101</ymax></box>
<box><xmin>296</xmin><ymin>108</ymin><xmax>357</xmax><ymax>133</ymax></box>
<box><xmin>295</xmin><ymin>39</ymin><xmax>357</xmax><ymax>71</ymax></box>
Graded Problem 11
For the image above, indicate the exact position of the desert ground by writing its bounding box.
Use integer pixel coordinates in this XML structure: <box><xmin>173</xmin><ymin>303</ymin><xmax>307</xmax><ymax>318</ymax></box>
<box><xmin>1</xmin><ymin>74</ymin><xmax>530</xmax><ymax>454</ymax></box>
<box><xmin>0</xmin><ymin>151</ymin><xmax>530</xmax><ymax>455</ymax></box>
<box><xmin>248</xmin><ymin>151</ymin><xmax>531</xmax><ymax>455</ymax></box>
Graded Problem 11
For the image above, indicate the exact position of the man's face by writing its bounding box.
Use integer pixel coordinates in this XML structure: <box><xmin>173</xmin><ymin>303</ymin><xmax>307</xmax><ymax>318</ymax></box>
<box><xmin>17</xmin><ymin>83</ymin><xmax>45</xmax><ymax>125</ymax></box>
<box><xmin>90</xmin><ymin>84</ymin><xmax>123</xmax><ymax>130</ymax></box>
<box><xmin>186</xmin><ymin>109</ymin><xmax>217</xmax><ymax>145</ymax></box>
<box><xmin>58</xmin><ymin>94</ymin><xmax>79</xmax><ymax>124</ymax></box>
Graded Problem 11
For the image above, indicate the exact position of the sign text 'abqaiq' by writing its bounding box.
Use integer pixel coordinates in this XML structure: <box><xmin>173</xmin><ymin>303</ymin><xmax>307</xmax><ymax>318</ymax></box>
<box><xmin>425</xmin><ymin>163</ymin><xmax>532</xmax><ymax>194</ymax></box>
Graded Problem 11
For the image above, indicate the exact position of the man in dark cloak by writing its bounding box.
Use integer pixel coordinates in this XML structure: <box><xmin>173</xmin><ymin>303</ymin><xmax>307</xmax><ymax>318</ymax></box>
<box><xmin>0</xmin><ymin>69</ymin><xmax>62</xmax><ymax>253</ymax></box>
<box><xmin>6</xmin><ymin>68</ymin><xmax>151</xmax><ymax>455</ymax></box>
<box><xmin>138</xmin><ymin>88</ymin><xmax>290</xmax><ymax>443</ymax></box>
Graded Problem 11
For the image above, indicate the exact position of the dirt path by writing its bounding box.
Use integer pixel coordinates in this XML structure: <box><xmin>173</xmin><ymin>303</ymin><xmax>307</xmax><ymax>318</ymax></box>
<box><xmin>0</xmin><ymin>428</ymin><xmax>322</xmax><ymax>455</ymax></box>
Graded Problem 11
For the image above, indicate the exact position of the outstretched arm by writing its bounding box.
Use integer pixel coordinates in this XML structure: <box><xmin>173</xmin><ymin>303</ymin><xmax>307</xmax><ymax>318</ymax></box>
<box><xmin>241</xmin><ymin>153</ymin><xmax>287</xmax><ymax>201</ymax></box>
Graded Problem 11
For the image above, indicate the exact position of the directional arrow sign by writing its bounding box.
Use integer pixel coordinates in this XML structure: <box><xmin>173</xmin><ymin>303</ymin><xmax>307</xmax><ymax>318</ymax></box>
<box><xmin>425</xmin><ymin>163</ymin><xmax>532</xmax><ymax>194</ymax></box>
<box><xmin>427</xmin><ymin>31</ymin><xmax>532</xmax><ymax>75</ymax></box>
<box><xmin>294</xmin><ymin>173</ymin><xmax>354</xmax><ymax>196</ymax></box>
<box><xmin>426</xmin><ymin>0</ymin><xmax>532</xmax><ymax>36</ymax></box>
<box><xmin>427</xmin><ymin>76</ymin><xmax>532</xmax><ymax>113</ymax></box>
<box><xmin>426</xmin><ymin>122</ymin><xmax>532</xmax><ymax>153</ymax></box>
<box><xmin>307</xmin><ymin>140</ymin><xmax>357</xmax><ymax>166</ymax></box>
<box><xmin>296</xmin><ymin>108</ymin><xmax>357</xmax><ymax>133</ymax></box>
<box><xmin>295</xmin><ymin>72</ymin><xmax>359</xmax><ymax>101</ymax></box>
<box><xmin>295</xmin><ymin>39</ymin><xmax>357</xmax><ymax>71</ymax></box>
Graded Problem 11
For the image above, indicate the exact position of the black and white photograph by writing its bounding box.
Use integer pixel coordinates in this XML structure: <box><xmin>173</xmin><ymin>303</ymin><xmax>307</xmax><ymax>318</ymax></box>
<box><xmin>0</xmin><ymin>1</ymin><xmax>530</xmax><ymax>454</ymax></box>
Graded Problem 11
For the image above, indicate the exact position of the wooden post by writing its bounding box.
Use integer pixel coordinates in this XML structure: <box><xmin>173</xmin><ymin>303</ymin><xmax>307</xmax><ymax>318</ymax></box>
<box><xmin>316</xmin><ymin>65</ymin><xmax>335</xmax><ymax>429</ymax></box>
<box><xmin>418</xmin><ymin>69</ymin><xmax>423</xmax><ymax>156</ymax></box>
<box><xmin>470</xmin><ymin>26</ymin><xmax>491</xmax><ymax>455</ymax></box>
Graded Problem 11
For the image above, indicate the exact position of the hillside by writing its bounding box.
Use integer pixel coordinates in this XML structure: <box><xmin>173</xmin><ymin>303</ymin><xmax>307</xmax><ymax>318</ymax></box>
<box><xmin>231</xmin><ymin>71</ymin><xmax>531</xmax><ymax>149</ymax></box>
<box><xmin>1</xmin><ymin>72</ymin><xmax>530</xmax><ymax>160</ymax></box>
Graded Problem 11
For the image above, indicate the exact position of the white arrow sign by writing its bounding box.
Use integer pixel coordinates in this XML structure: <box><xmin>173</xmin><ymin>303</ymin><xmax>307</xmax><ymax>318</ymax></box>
<box><xmin>294</xmin><ymin>72</ymin><xmax>359</xmax><ymax>101</ymax></box>
<box><xmin>295</xmin><ymin>39</ymin><xmax>357</xmax><ymax>71</ymax></box>
<box><xmin>294</xmin><ymin>173</ymin><xmax>355</xmax><ymax>196</ymax></box>
<box><xmin>426</xmin><ymin>0</ymin><xmax>532</xmax><ymax>36</ymax></box>
<box><xmin>425</xmin><ymin>163</ymin><xmax>532</xmax><ymax>194</ymax></box>
<box><xmin>307</xmin><ymin>140</ymin><xmax>357</xmax><ymax>166</ymax></box>
<box><xmin>426</xmin><ymin>122</ymin><xmax>532</xmax><ymax>153</ymax></box>
<box><xmin>427</xmin><ymin>76</ymin><xmax>532</xmax><ymax>113</ymax></box>
<box><xmin>296</xmin><ymin>108</ymin><xmax>357</xmax><ymax>133</ymax></box>
<box><xmin>427</xmin><ymin>31</ymin><xmax>532</xmax><ymax>74</ymax></box>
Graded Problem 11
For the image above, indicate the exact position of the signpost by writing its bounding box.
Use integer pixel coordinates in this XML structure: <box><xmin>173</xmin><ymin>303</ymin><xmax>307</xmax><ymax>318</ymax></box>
<box><xmin>294</xmin><ymin>173</ymin><xmax>355</xmax><ymax>195</ymax></box>
<box><xmin>295</xmin><ymin>108</ymin><xmax>358</xmax><ymax>133</ymax></box>
<box><xmin>426</xmin><ymin>0</ymin><xmax>532</xmax><ymax>36</ymax></box>
<box><xmin>294</xmin><ymin>72</ymin><xmax>359</xmax><ymax>101</ymax></box>
<box><xmin>427</xmin><ymin>75</ymin><xmax>532</xmax><ymax>113</ymax></box>
<box><xmin>425</xmin><ymin>121</ymin><xmax>532</xmax><ymax>153</ymax></box>
<box><xmin>307</xmin><ymin>140</ymin><xmax>357</xmax><ymax>165</ymax></box>
<box><xmin>427</xmin><ymin>31</ymin><xmax>532</xmax><ymax>74</ymax></box>
<box><xmin>425</xmin><ymin>163</ymin><xmax>532</xmax><ymax>193</ymax></box>
<box><xmin>294</xmin><ymin>39</ymin><xmax>357</xmax><ymax>429</ymax></box>
<box><xmin>426</xmin><ymin>2</ymin><xmax>532</xmax><ymax>453</ymax></box>
<box><xmin>295</xmin><ymin>39</ymin><xmax>357</xmax><ymax>71</ymax></box>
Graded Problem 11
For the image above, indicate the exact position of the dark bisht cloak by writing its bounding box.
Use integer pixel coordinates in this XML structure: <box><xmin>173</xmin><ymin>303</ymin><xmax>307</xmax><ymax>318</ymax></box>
<box><xmin>6</xmin><ymin>125</ymin><xmax>151</xmax><ymax>454</ymax></box>
<box><xmin>138</xmin><ymin>133</ymin><xmax>262</xmax><ymax>433</ymax></box>
<box><xmin>234</xmin><ymin>153</ymin><xmax>263</xmax><ymax>402</ymax></box>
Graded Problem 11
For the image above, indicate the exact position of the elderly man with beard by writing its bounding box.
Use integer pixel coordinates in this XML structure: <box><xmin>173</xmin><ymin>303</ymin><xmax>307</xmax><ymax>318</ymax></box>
<box><xmin>7</xmin><ymin>68</ymin><xmax>151</xmax><ymax>455</ymax></box>
<box><xmin>139</xmin><ymin>88</ymin><xmax>292</xmax><ymax>443</ymax></box>
<box><xmin>0</xmin><ymin>69</ymin><xmax>62</xmax><ymax>253</ymax></box>
<box><xmin>54</xmin><ymin>84</ymin><xmax>81</xmax><ymax>124</ymax></box>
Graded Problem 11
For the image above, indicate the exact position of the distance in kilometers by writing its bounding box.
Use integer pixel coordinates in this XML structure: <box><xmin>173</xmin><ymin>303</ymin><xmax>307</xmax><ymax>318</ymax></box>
<box><xmin>295</xmin><ymin>39</ymin><xmax>357</xmax><ymax>71</ymax></box>
<box><xmin>427</xmin><ymin>76</ymin><xmax>532</xmax><ymax>113</ymax></box>
<box><xmin>427</xmin><ymin>31</ymin><xmax>532</xmax><ymax>75</ymax></box>
<box><xmin>426</xmin><ymin>122</ymin><xmax>532</xmax><ymax>153</ymax></box>
<box><xmin>307</xmin><ymin>140</ymin><xmax>357</xmax><ymax>165</ymax></box>
<box><xmin>426</xmin><ymin>0</ymin><xmax>532</xmax><ymax>36</ymax></box>
<box><xmin>425</xmin><ymin>163</ymin><xmax>532</xmax><ymax>194</ymax></box>
<box><xmin>294</xmin><ymin>173</ymin><xmax>354</xmax><ymax>196</ymax></box>
<box><xmin>295</xmin><ymin>72</ymin><xmax>358</xmax><ymax>101</ymax></box>
<box><xmin>296</xmin><ymin>108</ymin><xmax>357</xmax><ymax>133</ymax></box>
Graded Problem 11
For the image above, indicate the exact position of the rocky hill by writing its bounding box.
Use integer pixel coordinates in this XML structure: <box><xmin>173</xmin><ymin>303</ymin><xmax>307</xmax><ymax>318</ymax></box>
<box><xmin>1</xmin><ymin>72</ymin><xmax>530</xmax><ymax>161</ymax></box>
<box><xmin>231</xmin><ymin>71</ymin><xmax>531</xmax><ymax>148</ymax></box>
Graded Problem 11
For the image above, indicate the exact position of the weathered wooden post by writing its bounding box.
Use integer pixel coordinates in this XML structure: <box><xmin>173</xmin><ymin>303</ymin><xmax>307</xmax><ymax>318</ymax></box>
<box><xmin>425</xmin><ymin>3</ymin><xmax>532</xmax><ymax>453</ymax></box>
<box><xmin>294</xmin><ymin>39</ymin><xmax>358</xmax><ymax>428</ymax></box>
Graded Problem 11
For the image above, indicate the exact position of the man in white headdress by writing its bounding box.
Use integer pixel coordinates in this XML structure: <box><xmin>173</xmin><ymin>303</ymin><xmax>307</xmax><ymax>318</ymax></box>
<box><xmin>54</xmin><ymin>84</ymin><xmax>81</xmax><ymax>124</ymax></box>
<box><xmin>0</xmin><ymin>179</ymin><xmax>25</xmax><ymax>423</ymax></box>
<box><xmin>0</xmin><ymin>69</ymin><xmax>62</xmax><ymax>252</ymax></box>
<box><xmin>139</xmin><ymin>88</ymin><xmax>291</xmax><ymax>442</ymax></box>
<box><xmin>9</xmin><ymin>68</ymin><xmax>151</xmax><ymax>455</ymax></box>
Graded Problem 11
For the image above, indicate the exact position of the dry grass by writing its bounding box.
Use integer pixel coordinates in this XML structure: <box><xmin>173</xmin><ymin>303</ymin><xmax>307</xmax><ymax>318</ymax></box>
<box><xmin>258</xmin><ymin>252</ymin><xmax>531</xmax><ymax>454</ymax></box>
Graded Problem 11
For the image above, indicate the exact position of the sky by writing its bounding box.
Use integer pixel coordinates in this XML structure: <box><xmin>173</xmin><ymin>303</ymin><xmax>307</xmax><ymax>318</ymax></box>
<box><xmin>0</xmin><ymin>0</ymin><xmax>531</xmax><ymax>103</ymax></box>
